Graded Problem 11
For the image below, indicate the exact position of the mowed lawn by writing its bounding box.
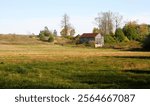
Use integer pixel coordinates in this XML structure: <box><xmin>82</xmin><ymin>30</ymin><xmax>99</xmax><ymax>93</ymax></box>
<box><xmin>0</xmin><ymin>44</ymin><xmax>150</xmax><ymax>89</ymax></box>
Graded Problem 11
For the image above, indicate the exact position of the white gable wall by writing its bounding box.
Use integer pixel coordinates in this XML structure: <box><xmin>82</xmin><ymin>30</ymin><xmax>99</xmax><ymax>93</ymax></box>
<box><xmin>95</xmin><ymin>34</ymin><xmax>104</xmax><ymax>47</ymax></box>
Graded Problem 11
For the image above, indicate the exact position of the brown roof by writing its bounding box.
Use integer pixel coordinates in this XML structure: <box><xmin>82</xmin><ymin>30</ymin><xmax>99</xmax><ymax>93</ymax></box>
<box><xmin>80</xmin><ymin>33</ymin><xmax>98</xmax><ymax>38</ymax></box>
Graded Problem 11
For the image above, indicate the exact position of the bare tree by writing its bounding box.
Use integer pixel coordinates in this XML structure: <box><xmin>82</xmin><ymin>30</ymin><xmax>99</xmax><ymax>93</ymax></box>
<box><xmin>95</xmin><ymin>14</ymin><xmax>102</xmax><ymax>31</ymax></box>
<box><xmin>114</xmin><ymin>13</ymin><xmax>123</xmax><ymax>29</ymax></box>
<box><xmin>61</xmin><ymin>14</ymin><xmax>71</xmax><ymax>36</ymax></box>
<box><xmin>61</xmin><ymin>14</ymin><xmax>75</xmax><ymax>37</ymax></box>
<box><xmin>95</xmin><ymin>11</ymin><xmax>123</xmax><ymax>35</ymax></box>
<box><xmin>95</xmin><ymin>11</ymin><xmax>114</xmax><ymax>35</ymax></box>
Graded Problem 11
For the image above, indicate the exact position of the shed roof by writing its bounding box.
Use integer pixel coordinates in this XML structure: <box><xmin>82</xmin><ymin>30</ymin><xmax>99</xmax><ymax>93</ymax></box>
<box><xmin>80</xmin><ymin>33</ymin><xmax>99</xmax><ymax>38</ymax></box>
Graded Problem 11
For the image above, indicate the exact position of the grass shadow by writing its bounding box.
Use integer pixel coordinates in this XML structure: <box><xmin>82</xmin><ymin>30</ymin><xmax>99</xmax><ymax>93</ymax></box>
<box><xmin>113</xmin><ymin>56</ymin><xmax>150</xmax><ymax>60</ymax></box>
<box><xmin>123</xmin><ymin>48</ymin><xmax>150</xmax><ymax>52</ymax></box>
<box><xmin>123</xmin><ymin>70</ymin><xmax>150</xmax><ymax>74</ymax></box>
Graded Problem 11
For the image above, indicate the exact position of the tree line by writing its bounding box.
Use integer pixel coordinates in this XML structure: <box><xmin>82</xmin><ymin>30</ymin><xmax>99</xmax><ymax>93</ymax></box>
<box><xmin>93</xmin><ymin>11</ymin><xmax>150</xmax><ymax>42</ymax></box>
<box><xmin>92</xmin><ymin>11</ymin><xmax>150</xmax><ymax>50</ymax></box>
<box><xmin>38</xmin><ymin>11</ymin><xmax>150</xmax><ymax>50</ymax></box>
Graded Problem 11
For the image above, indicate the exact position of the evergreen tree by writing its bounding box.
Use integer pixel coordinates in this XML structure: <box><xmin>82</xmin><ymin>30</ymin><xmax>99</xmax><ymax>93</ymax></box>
<box><xmin>115</xmin><ymin>28</ymin><xmax>126</xmax><ymax>42</ymax></box>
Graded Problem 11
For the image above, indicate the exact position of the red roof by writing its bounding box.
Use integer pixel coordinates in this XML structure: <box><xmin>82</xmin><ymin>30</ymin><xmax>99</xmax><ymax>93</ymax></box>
<box><xmin>80</xmin><ymin>33</ymin><xmax>98</xmax><ymax>38</ymax></box>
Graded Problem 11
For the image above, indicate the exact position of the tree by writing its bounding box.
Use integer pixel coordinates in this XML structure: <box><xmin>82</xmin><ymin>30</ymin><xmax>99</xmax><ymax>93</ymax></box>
<box><xmin>61</xmin><ymin>14</ymin><xmax>71</xmax><ymax>37</ymax></box>
<box><xmin>94</xmin><ymin>11</ymin><xmax>123</xmax><ymax>35</ymax></box>
<box><xmin>115</xmin><ymin>28</ymin><xmax>126</xmax><ymax>42</ymax></box>
<box><xmin>123</xmin><ymin>21</ymin><xmax>139</xmax><ymax>40</ymax></box>
<box><xmin>114</xmin><ymin>13</ymin><xmax>123</xmax><ymax>29</ymax></box>
<box><xmin>95</xmin><ymin>11</ymin><xmax>115</xmax><ymax>35</ymax></box>
<box><xmin>123</xmin><ymin>21</ymin><xmax>150</xmax><ymax>41</ymax></box>
<box><xmin>104</xmin><ymin>34</ymin><xmax>116</xmax><ymax>43</ymax></box>
<box><xmin>137</xmin><ymin>24</ymin><xmax>149</xmax><ymax>40</ymax></box>
<box><xmin>60</xmin><ymin>14</ymin><xmax>76</xmax><ymax>37</ymax></box>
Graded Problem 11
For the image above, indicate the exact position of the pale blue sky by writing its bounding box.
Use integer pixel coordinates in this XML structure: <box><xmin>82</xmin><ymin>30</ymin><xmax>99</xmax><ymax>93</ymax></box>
<box><xmin>0</xmin><ymin>0</ymin><xmax>150</xmax><ymax>35</ymax></box>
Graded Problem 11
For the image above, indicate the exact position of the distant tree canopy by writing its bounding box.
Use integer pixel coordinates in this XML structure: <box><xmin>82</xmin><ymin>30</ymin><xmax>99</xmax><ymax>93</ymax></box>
<box><xmin>95</xmin><ymin>11</ymin><xmax>114</xmax><ymax>35</ymax></box>
<box><xmin>39</xmin><ymin>26</ymin><xmax>54</xmax><ymax>42</ymax></box>
<box><xmin>94</xmin><ymin>11</ymin><xmax>149</xmax><ymax>42</ymax></box>
<box><xmin>123</xmin><ymin>21</ymin><xmax>150</xmax><ymax>41</ymax></box>
<box><xmin>60</xmin><ymin>14</ymin><xmax>75</xmax><ymax>37</ymax></box>
<box><xmin>137</xmin><ymin>24</ymin><xmax>149</xmax><ymax>40</ymax></box>
<box><xmin>123</xmin><ymin>21</ymin><xmax>139</xmax><ymax>40</ymax></box>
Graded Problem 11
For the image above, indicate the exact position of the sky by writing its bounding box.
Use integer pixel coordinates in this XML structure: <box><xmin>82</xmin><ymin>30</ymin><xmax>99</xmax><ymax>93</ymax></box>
<box><xmin>0</xmin><ymin>0</ymin><xmax>150</xmax><ymax>35</ymax></box>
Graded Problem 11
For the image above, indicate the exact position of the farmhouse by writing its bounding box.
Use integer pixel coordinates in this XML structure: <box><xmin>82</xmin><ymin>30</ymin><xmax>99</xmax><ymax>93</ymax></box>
<box><xmin>79</xmin><ymin>33</ymin><xmax>104</xmax><ymax>47</ymax></box>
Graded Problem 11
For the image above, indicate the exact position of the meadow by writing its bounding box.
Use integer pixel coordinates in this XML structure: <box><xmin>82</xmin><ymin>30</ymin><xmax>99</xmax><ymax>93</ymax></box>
<box><xmin>0</xmin><ymin>35</ymin><xmax>150</xmax><ymax>89</ymax></box>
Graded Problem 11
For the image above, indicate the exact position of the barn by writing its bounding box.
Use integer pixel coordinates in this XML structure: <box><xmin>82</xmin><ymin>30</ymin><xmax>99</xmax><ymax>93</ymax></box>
<box><xmin>79</xmin><ymin>33</ymin><xmax>104</xmax><ymax>47</ymax></box>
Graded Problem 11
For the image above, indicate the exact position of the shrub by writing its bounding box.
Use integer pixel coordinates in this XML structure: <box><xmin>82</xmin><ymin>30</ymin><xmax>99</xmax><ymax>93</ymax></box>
<box><xmin>48</xmin><ymin>35</ymin><xmax>54</xmax><ymax>42</ymax></box>
<box><xmin>39</xmin><ymin>26</ymin><xmax>54</xmax><ymax>42</ymax></box>
<box><xmin>39</xmin><ymin>33</ymin><xmax>45</xmax><ymax>41</ymax></box>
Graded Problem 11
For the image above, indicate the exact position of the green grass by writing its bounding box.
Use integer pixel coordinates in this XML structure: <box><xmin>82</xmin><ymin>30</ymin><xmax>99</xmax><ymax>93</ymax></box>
<box><xmin>0</xmin><ymin>54</ymin><xmax>150</xmax><ymax>89</ymax></box>
<box><xmin>0</xmin><ymin>35</ymin><xmax>150</xmax><ymax>89</ymax></box>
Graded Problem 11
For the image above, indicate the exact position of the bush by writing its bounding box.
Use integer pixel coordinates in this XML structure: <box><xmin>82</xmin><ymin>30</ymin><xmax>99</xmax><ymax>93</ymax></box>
<box><xmin>39</xmin><ymin>26</ymin><xmax>54</xmax><ymax>42</ymax></box>
<box><xmin>143</xmin><ymin>34</ymin><xmax>150</xmax><ymax>50</ymax></box>
<box><xmin>39</xmin><ymin>34</ymin><xmax>45</xmax><ymax>41</ymax></box>
<box><xmin>48</xmin><ymin>35</ymin><xmax>54</xmax><ymax>42</ymax></box>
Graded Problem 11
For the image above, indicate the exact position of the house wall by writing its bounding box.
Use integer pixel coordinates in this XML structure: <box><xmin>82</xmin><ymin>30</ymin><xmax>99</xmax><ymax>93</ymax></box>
<box><xmin>95</xmin><ymin>34</ymin><xmax>104</xmax><ymax>47</ymax></box>
<box><xmin>79</xmin><ymin>37</ymin><xmax>95</xmax><ymax>43</ymax></box>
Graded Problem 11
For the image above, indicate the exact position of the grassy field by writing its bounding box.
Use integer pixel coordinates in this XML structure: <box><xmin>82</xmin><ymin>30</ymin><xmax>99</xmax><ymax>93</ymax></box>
<box><xmin>0</xmin><ymin>35</ymin><xmax>150</xmax><ymax>89</ymax></box>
